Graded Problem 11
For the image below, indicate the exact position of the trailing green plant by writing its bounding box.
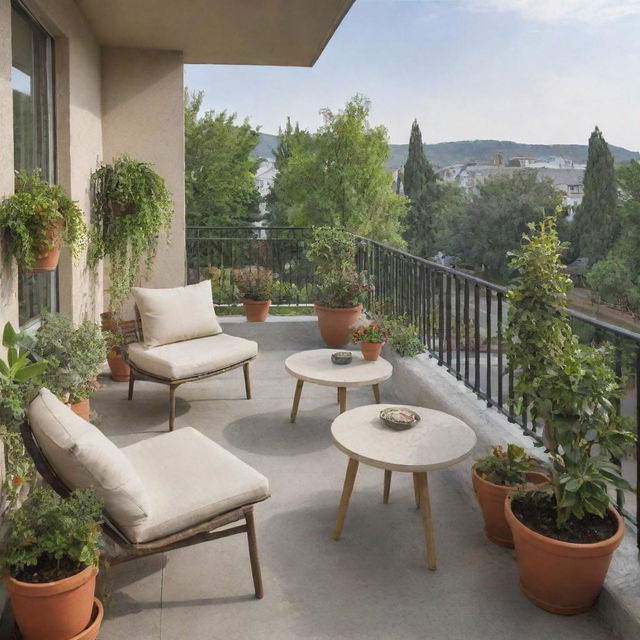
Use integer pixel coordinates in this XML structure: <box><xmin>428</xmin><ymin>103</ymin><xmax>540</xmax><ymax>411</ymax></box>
<box><xmin>0</xmin><ymin>171</ymin><xmax>86</xmax><ymax>270</ymax></box>
<box><xmin>386</xmin><ymin>315</ymin><xmax>426</xmax><ymax>357</ymax></box>
<box><xmin>36</xmin><ymin>312</ymin><xmax>108</xmax><ymax>403</ymax></box>
<box><xmin>475</xmin><ymin>444</ymin><xmax>543</xmax><ymax>487</ymax></box>
<box><xmin>88</xmin><ymin>155</ymin><xmax>173</xmax><ymax>311</ymax></box>
<box><xmin>232</xmin><ymin>267</ymin><xmax>274</xmax><ymax>301</ymax></box>
<box><xmin>307</xmin><ymin>227</ymin><xmax>372</xmax><ymax>308</ymax></box>
<box><xmin>506</xmin><ymin>217</ymin><xmax>635</xmax><ymax>528</ymax></box>
<box><xmin>2</xmin><ymin>487</ymin><xmax>103</xmax><ymax>583</ymax></box>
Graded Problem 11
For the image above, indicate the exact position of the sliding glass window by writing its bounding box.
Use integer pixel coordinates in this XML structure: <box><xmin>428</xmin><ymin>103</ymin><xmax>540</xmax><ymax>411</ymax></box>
<box><xmin>11</xmin><ymin>2</ymin><xmax>57</xmax><ymax>326</ymax></box>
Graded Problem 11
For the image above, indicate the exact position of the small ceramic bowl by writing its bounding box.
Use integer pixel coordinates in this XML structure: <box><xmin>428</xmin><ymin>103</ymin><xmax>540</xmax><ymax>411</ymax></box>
<box><xmin>331</xmin><ymin>351</ymin><xmax>353</xmax><ymax>365</ymax></box>
<box><xmin>380</xmin><ymin>407</ymin><xmax>421</xmax><ymax>431</ymax></box>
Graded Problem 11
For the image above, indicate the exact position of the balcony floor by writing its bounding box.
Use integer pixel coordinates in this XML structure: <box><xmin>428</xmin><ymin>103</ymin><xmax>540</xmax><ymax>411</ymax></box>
<box><xmin>93</xmin><ymin>318</ymin><xmax>613</xmax><ymax>640</ymax></box>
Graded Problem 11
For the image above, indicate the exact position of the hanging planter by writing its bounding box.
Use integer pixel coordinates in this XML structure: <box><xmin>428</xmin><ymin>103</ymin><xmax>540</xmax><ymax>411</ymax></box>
<box><xmin>0</xmin><ymin>171</ymin><xmax>86</xmax><ymax>273</ymax></box>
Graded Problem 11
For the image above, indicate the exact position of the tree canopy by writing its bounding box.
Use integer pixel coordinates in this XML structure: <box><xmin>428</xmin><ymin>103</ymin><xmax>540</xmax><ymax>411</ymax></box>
<box><xmin>266</xmin><ymin>95</ymin><xmax>408</xmax><ymax>246</ymax></box>
<box><xmin>184</xmin><ymin>89</ymin><xmax>261</xmax><ymax>226</ymax></box>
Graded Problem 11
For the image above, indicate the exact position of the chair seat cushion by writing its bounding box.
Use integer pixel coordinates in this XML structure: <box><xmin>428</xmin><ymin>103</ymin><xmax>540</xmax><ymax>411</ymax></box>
<box><xmin>120</xmin><ymin>427</ymin><xmax>269</xmax><ymax>543</ymax></box>
<box><xmin>126</xmin><ymin>334</ymin><xmax>258</xmax><ymax>380</ymax></box>
<box><xmin>27</xmin><ymin>389</ymin><xmax>152</xmax><ymax>527</ymax></box>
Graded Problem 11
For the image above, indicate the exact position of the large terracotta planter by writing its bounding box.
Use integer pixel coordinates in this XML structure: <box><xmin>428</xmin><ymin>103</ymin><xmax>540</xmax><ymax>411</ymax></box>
<box><xmin>107</xmin><ymin>349</ymin><xmax>130</xmax><ymax>382</ymax></box>
<box><xmin>360</xmin><ymin>342</ymin><xmax>384</xmax><ymax>361</ymax></box>
<box><xmin>315</xmin><ymin>304</ymin><xmax>362</xmax><ymax>348</ymax></box>
<box><xmin>505</xmin><ymin>496</ymin><xmax>624</xmax><ymax>614</ymax></box>
<box><xmin>243</xmin><ymin>299</ymin><xmax>270</xmax><ymax>322</ymax></box>
<box><xmin>70</xmin><ymin>399</ymin><xmax>90</xmax><ymax>421</ymax></box>
<box><xmin>70</xmin><ymin>598</ymin><xmax>103</xmax><ymax>640</ymax></box>
<box><xmin>472</xmin><ymin>468</ymin><xmax>548</xmax><ymax>547</ymax></box>
<box><xmin>31</xmin><ymin>220</ymin><xmax>63</xmax><ymax>273</ymax></box>
<box><xmin>5</xmin><ymin>565</ymin><xmax>97</xmax><ymax>640</ymax></box>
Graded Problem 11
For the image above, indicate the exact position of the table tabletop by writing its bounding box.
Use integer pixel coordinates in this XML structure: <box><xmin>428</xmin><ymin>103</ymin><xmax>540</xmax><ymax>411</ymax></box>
<box><xmin>331</xmin><ymin>404</ymin><xmax>477</xmax><ymax>472</ymax></box>
<box><xmin>285</xmin><ymin>349</ymin><xmax>392</xmax><ymax>388</ymax></box>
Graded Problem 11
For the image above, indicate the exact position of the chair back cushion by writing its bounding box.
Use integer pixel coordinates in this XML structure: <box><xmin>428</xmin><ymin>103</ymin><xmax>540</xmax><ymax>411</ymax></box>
<box><xmin>132</xmin><ymin>280</ymin><xmax>222</xmax><ymax>347</ymax></box>
<box><xmin>27</xmin><ymin>388</ymin><xmax>152</xmax><ymax>527</ymax></box>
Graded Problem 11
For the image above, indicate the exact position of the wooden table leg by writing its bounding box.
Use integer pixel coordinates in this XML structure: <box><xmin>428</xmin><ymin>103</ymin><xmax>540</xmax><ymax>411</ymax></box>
<box><xmin>372</xmin><ymin>383</ymin><xmax>381</xmax><ymax>403</ymax></box>
<box><xmin>413</xmin><ymin>473</ymin><xmax>420</xmax><ymax>508</ymax></box>
<box><xmin>333</xmin><ymin>458</ymin><xmax>359</xmax><ymax>540</ymax></box>
<box><xmin>338</xmin><ymin>386</ymin><xmax>347</xmax><ymax>414</ymax></box>
<box><xmin>414</xmin><ymin>472</ymin><xmax>436</xmax><ymax>571</ymax></box>
<box><xmin>383</xmin><ymin>469</ymin><xmax>392</xmax><ymax>504</ymax></box>
<box><xmin>290</xmin><ymin>379</ymin><xmax>304</xmax><ymax>423</ymax></box>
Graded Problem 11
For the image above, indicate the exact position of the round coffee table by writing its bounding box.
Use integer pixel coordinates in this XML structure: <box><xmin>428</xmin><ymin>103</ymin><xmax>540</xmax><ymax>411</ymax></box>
<box><xmin>284</xmin><ymin>349</ymin><xmax>392</xmax><ymax>423</ymax></box>
<box><xmin>331</xmin><ymin>404</ymin><xmax>477</xmax><ymax>570</ymax></box>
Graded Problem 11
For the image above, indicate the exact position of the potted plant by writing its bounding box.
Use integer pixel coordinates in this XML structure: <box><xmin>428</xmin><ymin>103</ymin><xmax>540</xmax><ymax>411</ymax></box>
<box><xmin>352</xmin><ymin>322</ymin><xmax>388</xmax><ymax>361</ymax></box>
<box><xmin>2</xmin><ymin>487</ymin><xmax>104</xmax><ymax>640</ymax></box>
<box><xmin>105</xmin><ymin>329</ymin><xmax>131</xmax><ymax>383</ymax></box>
<box><xmin>233</xmin><ymin>267</ymin><xmax>273</xmax><ymax>321</ymax></box>
<box><xmin>0</xmin><ymin>171</ymin><xmax>86</xmax><ymax>272</ymax></box>
<box><xmin>472</xmin><ymin>444</ymin><xmax>547</xmax><ymax>547</ymax></box>
<box><xmin>307</xmin><ymin>227</ymin><xmax>371</xmax><ymax>347</ymax></box>
<box><xmin>35</xmin><ymin>312</ymin><xmax>108</xmax><ymax>419</ymax></box>
<box><xmin>504</xmin><ymin>217</ymin><xmax>635</xmax><ymax>614</ymax></box>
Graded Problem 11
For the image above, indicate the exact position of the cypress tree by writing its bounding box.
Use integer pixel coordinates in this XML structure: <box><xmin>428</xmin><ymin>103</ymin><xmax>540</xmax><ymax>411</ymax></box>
<box><xmin>573</xmin><ymin>126</ymin><xmax>618</xmax><ymax>262</ymax></box>
<box><xmin>402</xmin><ymin>120</ymin><xmax>440</xmax><ymax>257</ymax></box>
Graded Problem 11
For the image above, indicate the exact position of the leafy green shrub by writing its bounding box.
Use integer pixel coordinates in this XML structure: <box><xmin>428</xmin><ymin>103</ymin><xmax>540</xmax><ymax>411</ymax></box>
<box><xmin>506</xmin><ymin>217</ymin><xmax>635</xmax><ymax>528</ymax></box>
<box><xmin>386</xmin><ymin>316</ymin><xmax>426</xmax><ymax>357</ymax></box>
<box><xmin>271</xmin><ymin>280</ymin><xmax>307</xmax><ymax>305</ymax></box>
<box><xmin>36</xmin><ymin>312</ymin><xmax>108</xmax><ymax>402</ymax></box>
<box><xmin>209</xmin><ymin>267</ymin><xmax>240</xmax><ymax>305</ymax></box>
<box><xmin>233</xmin><ymin>267</ymin><xmax>274</xmax><ymax>301</ymax></box>
<box><xmin>0</xmin><ymin>171</ymin><xmax>86</xmax><ymax>270</ymax></box>
<box><xmin>88</xmin><ymin>155</ymin><xmax>173</xmax><ymax>312</ymax></box>
<box><xmin>475</xmin><ymin>444</ymin><xmax>543</xmax><ymax>487</ymax></box>
<box><xmin>2</xmin><ymin>487</ymin><xmax>103</xmax><ymax>582</ymax></box>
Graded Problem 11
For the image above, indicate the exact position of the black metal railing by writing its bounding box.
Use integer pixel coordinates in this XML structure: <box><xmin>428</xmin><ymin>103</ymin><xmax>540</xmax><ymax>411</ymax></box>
<box><xmin>186</xmin><ymin>226</ymin><xmax>639</xmax><ymax>541</ymax></box>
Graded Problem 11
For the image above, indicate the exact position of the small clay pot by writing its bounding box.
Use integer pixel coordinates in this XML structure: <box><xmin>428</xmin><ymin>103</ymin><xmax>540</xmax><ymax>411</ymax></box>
<box><xmin>242</xmin><ymin>299</ymin><xmax>270</xmax><ymax>322</ymax></box>
<box><xmin>360</xmin><ymin>342</ymin><xmax>384</xmax><ymax>361</ymax></box>
<box><xmin>315</xmin><ymin>304</ymin><xmax>362</xmax><ymax>348</ymax></box>
<box><xmin>5</xmin><ymin>565</ymin><xmax>97</xmax><ymax>640</ymax></box>
<box><xmin>107</xmin><ymin>349</ymin><xmax>130</xmax><ymax>382</ymax></box>
<box><xmin>505</xmin><ymin>496</ymin><xmax>624</xmax><ymax>614</ymax></box>
<box><xmin>30</xmin><ymin>220</ymin><xmax>63</xmax><ymax>273</ymax></box>
<box><xmin>70</xmin><ymin>399</ymin><xmax>91</xmax><ymax>421</ymax></box>
<box><xmin>472</xmin><ymin>468</ymin><xmax>548</xmax><ymax>547</ymax></box>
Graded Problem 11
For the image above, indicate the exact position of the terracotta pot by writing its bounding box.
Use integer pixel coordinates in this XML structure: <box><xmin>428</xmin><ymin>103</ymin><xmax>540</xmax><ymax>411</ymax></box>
<box><xmin>70</xmin><ymin>598</ymin><xmax>103</xmax><ymax>640</ymax></box>
<box><xmin>5</xmin><ymin>565</ymin><xmax>97</xmax><ymax>640</ymax></box>
<box><xmin>505</xmin><ymin>496</ymin><xmax>624</xmax><ymax>614</ymax></box>
<box><xmin>100</xmin><ymin>311</ymin><xmax>118</xmax><ymax>333</ymax></box>
<box><xmin>31</xmin><ymin>220</ymin><xmax>63</xmax><ymax>273</ymax></box>
<box><xmin>243</xmin><ymin>299</ymin><xmax>270</xmax><ymax>322</ymax></box>
<box><xmin>360</xmin><ymin>341</ymin><xmax>384</xmax><ymax>361</ymax></box>
<box><xmin>472</xmin><ymin>468</ymin><xmax>548</xmax><ymax>547</ymax></box>
<box><xmin>107</xmin><ymin>349</ymin><xmax>130</xmax><ymax>382</ymax></box>
<box><xmin>110</xmin><ymin>200</ymin><xmax>137</xmax><ymax>217</ymax></box>
<box><xmin>315</xmin><ymin>304</ymin><xmax>362</xmax><ymax>348</ymax></box>
<box><xmin>70</xmin><ymin>399</ymin><xmax>90</xmax><ymax>421</ymax></box>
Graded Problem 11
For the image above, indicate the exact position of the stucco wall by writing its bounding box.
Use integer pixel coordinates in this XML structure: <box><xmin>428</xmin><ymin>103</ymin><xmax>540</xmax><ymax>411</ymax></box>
<box><xmin>0</xmin><ymin>0</ymin><xmax>18</xmax><ymax>333</ymax></box>
<box><xmin>101</xmin><ymin>47</ymin><xmax>186</xmax><ymax>317</ymax></box>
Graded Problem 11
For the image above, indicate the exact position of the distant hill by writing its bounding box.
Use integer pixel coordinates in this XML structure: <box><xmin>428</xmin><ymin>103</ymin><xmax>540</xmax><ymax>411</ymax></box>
<box><xmin>254</xmin><ymin>133</ymin><xmax>640</xmax><ymax>171</ymax></box>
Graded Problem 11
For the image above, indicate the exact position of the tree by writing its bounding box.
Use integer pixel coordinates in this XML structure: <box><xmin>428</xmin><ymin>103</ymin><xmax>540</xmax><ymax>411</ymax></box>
<box><xmin>445</xmin><ymin>171</ymin><xmax>564</xmax><ymax>282</ymax></box>
<box><xmin>402</xmin><ymin>120</ymin><xmax>441</xmax><ymax>257</ymax></box>
<box><xmin>266</xmin><ymin>95</ymin><xmax>408</xmax><ymax>246</ymax></box>
<box><xmin>184</xmin><ymin>89</ymin><xmax>261</xmax><ymax>226</ymax></box>
<box><xmin>572</xmin><ymin>126</ymin><xmax>618</xmax><ymax>262</ymax></box>
<box><xmin>587</xmin><ymin>159</ymin><xmax>640</xmax><ymax>313</ymax></box>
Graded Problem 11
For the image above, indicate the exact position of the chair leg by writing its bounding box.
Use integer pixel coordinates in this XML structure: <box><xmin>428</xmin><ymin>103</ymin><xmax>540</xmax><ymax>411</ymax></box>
<box><xmin>128</xmin><ymin>372</ymin><xmax>135</xmax><ymax>401</ymax></box>
<box><xmin>243</xmin><ymin>362</ymin><xmax>252</xmax><ymax>400</ymax></box>
<box><xmin>169</xmin><ymin>384</ymin><xmax>177</xmax><ymax>431</ymax></box>
<box><xmin>245</xmin><ymin>508</ymin><xmax>263</xmax><ymax>599</ymax></box>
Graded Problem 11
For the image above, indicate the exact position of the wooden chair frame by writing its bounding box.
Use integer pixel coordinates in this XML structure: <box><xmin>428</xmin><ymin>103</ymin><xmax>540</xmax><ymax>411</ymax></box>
<box><xmin>120</xmin><ymin>310</ymin><xmax>255</xmax><ymax>431</ymax></box>
<box><xmin>20</xmin><ymin>420</ymin><xmax>268</xmax><ymax>598</ymax></box>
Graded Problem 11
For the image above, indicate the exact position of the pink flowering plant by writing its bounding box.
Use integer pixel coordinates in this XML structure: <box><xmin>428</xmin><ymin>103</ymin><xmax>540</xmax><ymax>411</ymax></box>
<box><xmin>352</xmin><ymin>323</ymin><xmax>388</xmax><ymax>344</ymax></box>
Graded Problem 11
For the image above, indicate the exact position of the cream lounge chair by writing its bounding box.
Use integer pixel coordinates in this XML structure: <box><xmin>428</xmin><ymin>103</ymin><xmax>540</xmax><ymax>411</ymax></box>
<box><xmin>124</xmin><ymin>281</ymin><xmax>257</xmax><ymax>430</ymax></box>
<box><xmin>24</xmin><ymin>388</ymin><xmax>269</xmax><ymax>598</ymax></box>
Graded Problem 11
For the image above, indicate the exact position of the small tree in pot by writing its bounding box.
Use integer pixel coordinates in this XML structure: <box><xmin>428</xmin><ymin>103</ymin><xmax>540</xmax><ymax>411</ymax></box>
<box><xmin>2</xmin><ymin>487</ymin><xmax>104</xmax><ymax>640</ymax></box>
<box><xmin>307</xmin><ymin>227</ymin><xmax>371</xmax><ymax>347</ymax></box>
<box><xmin>233</xmin><ymin>267</ymin><xmax>274</xmax><ymax>322</ymax></box>
<box><xmin>505</xmin><ymin>217</ymin><xmax>635</xmax><ymax>614</ymax></box>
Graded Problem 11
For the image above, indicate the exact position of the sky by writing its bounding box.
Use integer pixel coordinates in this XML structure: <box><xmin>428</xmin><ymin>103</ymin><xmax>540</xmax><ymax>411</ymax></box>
<box><xmin>184</xmin><ymin>0</ymin><xmax>640</xmax><ymax>150</ymax></box>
